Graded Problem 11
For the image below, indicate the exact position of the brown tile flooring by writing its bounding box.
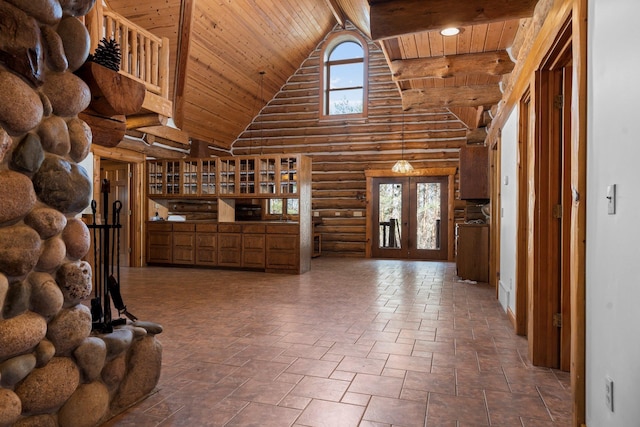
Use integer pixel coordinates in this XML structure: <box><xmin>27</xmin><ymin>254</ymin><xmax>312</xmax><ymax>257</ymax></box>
<box><xmin>102</xmin><ymin>257</ymin><xmax>572</xmax><ymax>426</ymax></box>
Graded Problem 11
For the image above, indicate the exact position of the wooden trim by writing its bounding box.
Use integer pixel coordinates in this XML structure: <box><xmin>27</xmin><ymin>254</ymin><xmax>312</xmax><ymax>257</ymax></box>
<box><xmin>507</xmin><ymin>307</ymin><xmax>517</xmax><ymax>330</ymax></box>
<box><xmin>365</xmin><ymin>167</ymin><xmax>457</xmax><ymax>178</ymax></box>
<box><xmin>489</xmin><ymin>136</ymin><xmax>501</xmax><ymax>290</ymax></box>
<box><xmin>570</xmin><ymin>0</ymin><xmax>587</xmax><ymax>424</ymax></box>
<box><xmin>516</xmin><ymin>89</ymin><xmax>531</xmax><ymax>336</ymax></box>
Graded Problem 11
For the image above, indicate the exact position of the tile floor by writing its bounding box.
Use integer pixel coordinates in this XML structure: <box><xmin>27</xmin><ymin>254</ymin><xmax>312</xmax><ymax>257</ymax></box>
<box><xmin>102</xmin><ymin>257</ymin><xmax>572</xmax><ymax>426</ymax></box>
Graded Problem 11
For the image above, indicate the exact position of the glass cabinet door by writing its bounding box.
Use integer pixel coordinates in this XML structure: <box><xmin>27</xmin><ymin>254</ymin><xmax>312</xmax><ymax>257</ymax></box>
<box><xmin>219</xmin><ymin>158</ymin><xmax>236</xmax><ymax>195</ymax></box>
<box><xmin>200</xmin><ymin>159</ymin><xmax>217</xmax><ymax>195</ymax></box>
<box><xmin>147</xmin><ymin>160</ymin><xmax>165</xmax><ymax>195</ymax></box>
<box><xmin>258</xmin><ymin>157</ymin><xmax>276</xmax><ymax>194</ymax></box>
<box><xmin>182</xmin><ymin>160</ymin><xmax>199</xmax><ymax>195</ymax></box>
<box><xmin>239</xmin><ymin>158</ymin><xmax>256</xmax><ymax>194</ymax></box>
<box><xmin>166</xmin><ymin>160</ymin><xmax>181</xmax><ymax>195</ymax></box>
<box><xmin>279</xmin><ymin>156</ymin><xmax>298</xmax><ymax>195</ymax></box>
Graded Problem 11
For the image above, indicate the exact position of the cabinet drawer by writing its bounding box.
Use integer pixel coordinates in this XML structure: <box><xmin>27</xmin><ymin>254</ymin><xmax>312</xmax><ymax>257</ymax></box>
<box><xmin>242</xmin><ymin>224</ymin><xmax>266</xmax><ymax>233</ymax></box>
<box><xmin>147</xmin><ymin>222</ymin><xmax>172</xmax><ymax>232</ymax></box>
<box><xmin>173</xmin><ymin>222</ymin><xmax>195</xmax><ymax>232</ymax></box>
<box><xmin>196</xmin><ymin>223</ymin><xmax>217</xmax><ymax>232</ymax></box>
<box><xmin>218</xmin><ymin>223</ymin><xmax>242</xmax><ymax>233</ymax></box>
<box><xmin>266</xmin><ymin>224</ymin><xmax>298</xmax><ymax>234</ymax></box>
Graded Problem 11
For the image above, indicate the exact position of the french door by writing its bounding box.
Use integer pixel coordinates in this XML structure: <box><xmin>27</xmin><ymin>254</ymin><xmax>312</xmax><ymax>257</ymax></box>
<box><xmin>370</xmin><ymin>176</ymin><xmax>448</xmax><ymax>260</ymax></box>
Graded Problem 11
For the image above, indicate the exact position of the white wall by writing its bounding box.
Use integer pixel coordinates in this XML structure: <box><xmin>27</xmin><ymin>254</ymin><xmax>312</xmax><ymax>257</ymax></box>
<box><xmin>587</xmin><ymin>0</ymin><xmax>640</xmax><ymax>425</ymax></box>
<box><xmin>499</xmin><ymin>109</ymin><xmax>519</xmax><ymax>313</ymax></box>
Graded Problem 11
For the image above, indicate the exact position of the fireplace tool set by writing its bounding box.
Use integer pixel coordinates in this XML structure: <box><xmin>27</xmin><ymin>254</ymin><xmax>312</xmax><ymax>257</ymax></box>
<box><xmin>89</xmin><ymin>178</ymin><xmax>137</xmax><ymax>333</ymax></box>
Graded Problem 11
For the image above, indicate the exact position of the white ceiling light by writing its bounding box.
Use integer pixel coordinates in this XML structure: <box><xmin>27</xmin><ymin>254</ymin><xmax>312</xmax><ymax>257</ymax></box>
<box><xmin>440</xmin><ymin>27</ymin><xmax>460</xmax><ymax>36</ymax></box>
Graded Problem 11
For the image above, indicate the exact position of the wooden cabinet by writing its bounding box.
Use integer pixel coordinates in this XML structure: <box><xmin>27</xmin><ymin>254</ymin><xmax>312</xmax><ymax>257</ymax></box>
<box><xmin>146</xmin><ymin>154</ymin><xmax>309</xmax><ymax>199</ymax></box>
<box><xmin>146</xmin><ymin>220</ymin><xmax>310</xmax><ymax>274</ymax></box>
<box><xmin>146</xmin><ymin>222</ymin><xmax>172</xmax><ymax>263</ymax></box>
<box><xmin>195</xmin><ymin>223</ymin><xmax>217</xmax><ymax>265</ymax></box>
<box><xmin>217</xmin><ymin>224</ymin><xmax>242</xmax><ymax>267</ymax></box>
<box><xmin>456</xmin><ymin>224</ymin><xmax>489</xmax><ymax>282</ymax></box>
<box><xmin>172</xmin><ymin>223</ymin><xmax>195</xmax><ymax>264</ymax></box>
<box><xmin>266</xmin><ymin>224</ymin><xmax>301</xmax><ymax>273</ymax></box>
<box><xmin>459</xmin><ymin>145</ymin><xmax>489</xmax><ymax>200</ymax></box>
<box><xmin>145</xmin><ymin>154</ymin><xmax>311</xmax><ymax>273</ymax></box>
<box><xmin>242</xmin><ymin>224</ymin><xmax>266</xmax><ymax>269</ymax></box>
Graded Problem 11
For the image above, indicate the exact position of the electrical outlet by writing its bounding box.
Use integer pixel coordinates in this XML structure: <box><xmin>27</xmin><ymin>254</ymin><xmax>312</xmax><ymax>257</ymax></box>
<box><xmin>605</xmin><ymin>376</ymin><xmax>614</xmax><ymax>412</ymax></box>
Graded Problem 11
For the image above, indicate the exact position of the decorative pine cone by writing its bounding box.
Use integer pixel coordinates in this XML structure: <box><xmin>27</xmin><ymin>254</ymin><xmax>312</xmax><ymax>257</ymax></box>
<box><xmin>90</xmin><ymin>37</ymin><xmax>121</xmax><ymax>72</ymax></box>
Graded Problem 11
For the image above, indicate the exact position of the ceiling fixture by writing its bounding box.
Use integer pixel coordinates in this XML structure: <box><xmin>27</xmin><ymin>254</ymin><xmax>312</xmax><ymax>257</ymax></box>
<box><xmin>440</xmin><ymin>27</ymin><xmax>461</xmax><ymax>36</ymax></box>
<box><xmin>392</xmin><ymin>110</ymin><xmax>414</xmax><ymax>173</ymax></box>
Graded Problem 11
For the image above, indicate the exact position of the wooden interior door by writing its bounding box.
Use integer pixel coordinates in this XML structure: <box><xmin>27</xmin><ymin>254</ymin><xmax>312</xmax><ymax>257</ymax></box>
<box><xmin>101</xmin><ymin>160</ymin><xmax>131</xmax><ymax>267</ymax></box>
<box><xmin>371</xmin><ymin>176</ymin><xmax>448</xmax><ymax>260</ymax></box>
<box><xmin>529</xmin><ymin>19</ymin><xmax>572</xmax><ymax>371</ymax></box>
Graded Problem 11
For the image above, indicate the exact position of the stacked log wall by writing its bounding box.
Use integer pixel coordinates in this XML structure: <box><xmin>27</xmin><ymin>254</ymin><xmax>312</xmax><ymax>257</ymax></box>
<box><xmin>234</xmin><ymin>25</ymin><xmax>468</xmax><ymax>257</ymax></box>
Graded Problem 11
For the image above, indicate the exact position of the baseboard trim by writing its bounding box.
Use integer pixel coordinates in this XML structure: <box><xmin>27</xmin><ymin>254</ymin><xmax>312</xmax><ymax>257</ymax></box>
<box><xmin>507</xmin><ymin>306</ymin><xmax>517</xmax><ymax>330</ymax></box>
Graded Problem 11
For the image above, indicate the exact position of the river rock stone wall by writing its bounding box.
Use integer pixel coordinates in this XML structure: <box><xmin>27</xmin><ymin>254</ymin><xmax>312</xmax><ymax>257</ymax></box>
<box><xmin>0</xmin><ymin>1</ymin><xmax>162</xmax><ymax>426</ymax></box>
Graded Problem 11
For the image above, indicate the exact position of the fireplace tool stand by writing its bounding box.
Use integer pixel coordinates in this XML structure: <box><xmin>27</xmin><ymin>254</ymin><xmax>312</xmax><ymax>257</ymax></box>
<box><xmin>88</xmin><ymin>178</ymin><xmax>137</xmax><ymax>333</ymax></box>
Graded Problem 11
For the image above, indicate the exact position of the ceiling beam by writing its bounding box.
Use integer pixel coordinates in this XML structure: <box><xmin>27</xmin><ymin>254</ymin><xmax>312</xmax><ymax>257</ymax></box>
<box><xmin>137</xmin><ymin>125</ymin><xmax>190</xmax><ymax>146</ymax></box>
<box><xmin>370</xmin><ymin>0</ymin><xmax>537</xmax><ymax>40</ymax></box>
<box><xmin>390</xmin><ymin>50</ymin><xmax>514</xmax><ymax>81</ymax></box>
<box><xmin>324</xmin><ymin>0</ymin><xmax>346</xmax><ymax>28</ymax></box>
<box><xmin>402</xmin><ymin>85</ymin><xmax>503</xmax><ymax>110</ymax></box>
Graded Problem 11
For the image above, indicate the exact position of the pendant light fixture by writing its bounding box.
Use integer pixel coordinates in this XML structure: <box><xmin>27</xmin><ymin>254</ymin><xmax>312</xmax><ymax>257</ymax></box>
<box><xmin>392</xmin><ymin>109</ymin><xmax>414</xmax><ymax>173</ymax></box>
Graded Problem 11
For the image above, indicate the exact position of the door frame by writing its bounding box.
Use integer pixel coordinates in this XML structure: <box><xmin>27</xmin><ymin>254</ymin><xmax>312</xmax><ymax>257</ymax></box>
<box><xmin>91</xmin><ymin>145</ymin><xmax>146</xmax><ymax>267</ymax></box>
<box><xmin>365</xmin><ymin>167</ymin><xmax>456</xmax><ymax>261</ymax></box>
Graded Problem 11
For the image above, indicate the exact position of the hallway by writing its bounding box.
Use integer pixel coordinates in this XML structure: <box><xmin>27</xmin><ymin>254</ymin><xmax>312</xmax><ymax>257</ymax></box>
<box><xmin>102</xmin><ymin>258</ymin><xmax>571</xmax><ymax>426</ymax></box>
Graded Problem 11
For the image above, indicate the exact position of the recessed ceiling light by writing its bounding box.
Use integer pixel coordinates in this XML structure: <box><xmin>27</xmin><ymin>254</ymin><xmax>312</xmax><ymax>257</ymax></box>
<box><xmin>440</xmin><ymin>27</ymin><xmax>460</xmax><ymax>36</ymax></box>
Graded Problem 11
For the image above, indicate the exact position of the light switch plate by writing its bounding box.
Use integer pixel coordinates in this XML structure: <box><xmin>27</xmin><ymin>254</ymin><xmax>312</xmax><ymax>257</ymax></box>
<box><xmin>607</xmin><ymin>184</ymin><xmax>616</xmax><ymax>215</ymax></box>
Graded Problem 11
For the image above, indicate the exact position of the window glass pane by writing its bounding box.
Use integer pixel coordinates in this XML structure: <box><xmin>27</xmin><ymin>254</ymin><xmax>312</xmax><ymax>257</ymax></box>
<box><xmin>329</xmin><ymin>88</ymin><xmax>363</xmax><ymax>115</ymax></box>
<box><xmin>269</xmin><ymin>199</ymin><xmax>283</xmax><ymax>215</ymax></box>
<box><xmin>329</xmin><ymin>63</ymin><xmax>363</xmax><ymax>89</ymax></box>
<box><xmin>287</xmin><ymin>199</ymin><xmax>299</xmax><ymax>215</ymax></box>
<box><xmin>416</xmin><ymin>183</ymin><xmax>441</xmax><ymax>250</ymax></box>
<box><xmin>329</xmin><ymin>41</ymin><xmax>363</xmax><ymax>60</ymax></box>
<box><xmin>378</xmin><ymin>183</ymin><xmax>402</xmax><ymax>249</ymax></box>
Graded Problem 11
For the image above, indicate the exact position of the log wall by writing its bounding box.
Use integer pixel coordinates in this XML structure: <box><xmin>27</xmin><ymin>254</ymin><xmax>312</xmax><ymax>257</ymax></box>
<box><xmin>234</xmin><ymin>25</ymin><xmax>468</xmax><ymax>257</ymax></box>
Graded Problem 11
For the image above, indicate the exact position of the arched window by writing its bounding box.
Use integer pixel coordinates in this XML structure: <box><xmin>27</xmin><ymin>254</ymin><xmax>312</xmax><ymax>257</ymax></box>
<box><xmin>321</xmin><ymin>32</ymin><xmax>368</xmax><ymax>118</ymax></box>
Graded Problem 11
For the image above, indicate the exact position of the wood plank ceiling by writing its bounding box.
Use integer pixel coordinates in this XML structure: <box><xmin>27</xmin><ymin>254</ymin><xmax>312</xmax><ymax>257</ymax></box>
<box><xmin>106</xmin><ymin>0</ymin><xmax>536</xmax><ymax>151</ymax></box>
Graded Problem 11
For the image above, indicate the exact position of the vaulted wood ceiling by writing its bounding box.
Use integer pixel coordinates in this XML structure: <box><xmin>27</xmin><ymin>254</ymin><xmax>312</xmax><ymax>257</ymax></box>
<box><xmin>106</xmin><ymin>0</ymin><xmax>536</xmax><ymax>150</ymax></box>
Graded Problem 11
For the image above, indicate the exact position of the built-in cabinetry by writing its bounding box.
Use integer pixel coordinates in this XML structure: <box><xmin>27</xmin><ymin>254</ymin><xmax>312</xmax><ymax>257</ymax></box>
<box><xmin>147</xmin><ymin>154</ymin><xmax>306</xmax><ymax>199</ymax></box>
<box><xmin>456</xmin><ymin>223</ymin><xmax>489</xmax><ymax>282</ymax></box>
<box><xmin>146</xmin><ymin>154</ymin><xmax>311</xmax><ymax>274</ymax></box>
<box><xmin>459</xmin><ymin>145</ymin><xmax>489</xmax><ymax>200</ymax></box>
<box><xmin>146</xmin><ymin>221</ymin><xmax>306</xmax><ymax>274</ymax></box>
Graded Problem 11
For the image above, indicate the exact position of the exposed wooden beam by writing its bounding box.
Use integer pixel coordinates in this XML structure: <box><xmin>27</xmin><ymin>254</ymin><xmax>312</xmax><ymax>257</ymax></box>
<box><xmin>370</xmin><ymin>0</ymin><xmax>537</xmax><ymax>40</ymax></box>
<box><xmin>138</xmin><ymin>125</ymin><xmax>190</xmax><ymax>146</ymax></box>
<box><xmin>118</xmin><ymin>137</ymin><xmax>187</xmax><ymax>159</ymax></box>
<box><xmin>141</xmin><ymin>91</ymin><xmax>173</xmax><ymax>117</ymax></box>
<box><xmin>402</xmin><ymin>85</ymin><xmax>503</xmax><ymax>110</ymax></box>
<box><xmin>466</xmin><ymin>127</ymin><xmax>488</xmax><ymax>144</ymax></box>
<box><xmin>126</xmin><ymin>114</ymin><xmax>169</xmax><ymax>130</ymax></box>
<box><xmin>126</xmin><ymin>130</ymin><xmax>189</xmax><ymax>151</ymax></box>
<box><xmin>173</xmin><ymin>0</ymin><xmax>194</xmax><ymax>130</ymax></box>
<box><xmin>390</xmin><ymin>51</ymin><xmax>514</xmax><ymax>81</ymax></box>
<box><xmin>323</xmin><ymin>0</ymin><xmax>346</xmax><ymax>28</ymax></box>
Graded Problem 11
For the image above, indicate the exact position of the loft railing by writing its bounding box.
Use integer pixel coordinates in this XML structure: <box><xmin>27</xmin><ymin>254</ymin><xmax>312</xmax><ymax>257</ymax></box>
<box><xmin>85</xmin><ymin>3</ymin><xmax>170</xmax><ymax>101</ymax></box>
